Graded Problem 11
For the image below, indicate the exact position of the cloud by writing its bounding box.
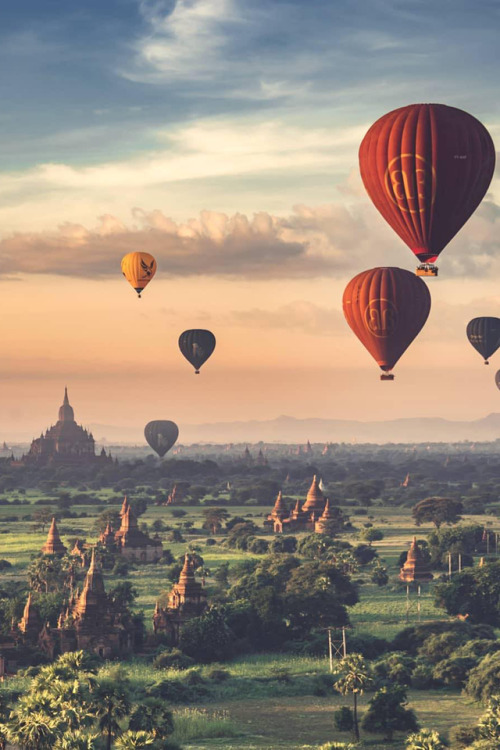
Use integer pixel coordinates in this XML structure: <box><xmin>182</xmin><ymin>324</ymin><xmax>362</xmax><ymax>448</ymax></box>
<box><xmin>1</xmin><ymin>195</ymin><xmax>499</xmax><ymax>281</ymax></box>
<box><xmin>0</xmin><ymin>205</ymin><xmax>364</xmax><ymax>279</ymax></box>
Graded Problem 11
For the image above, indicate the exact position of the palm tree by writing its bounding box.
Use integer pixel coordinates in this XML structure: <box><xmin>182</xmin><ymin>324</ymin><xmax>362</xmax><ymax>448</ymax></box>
<box><xmin>54</xmin><ymin>730</ymin><xmax>100</xmax><ymax>749</ymax></box>
<box><xmin>90</xmin><ymin>670</ymin><xmax>131</xmax><ymax>750</ymax></box>
<box><xmin>114</xmin><ymin>730</ymin><xmax>155</xmax><ymax>749</ymax></box>
<box><xmin>128</xmin><ymin>698</ymin><xmax>174</xmax><ymax>740</ymax></box>
<box><xmin>405</xmin><ymin>728</ymin><xmax>446</xmax><ymax>750</ymax></box>
<box><xmin>2</xmin><ymin>709</ymin><xmax>60</xmax><ymax>750</ymax></box>
<box><xmin>333</xmin><ymin>653</ymin><xmax>372</xmax><ymax>741</ymax></box>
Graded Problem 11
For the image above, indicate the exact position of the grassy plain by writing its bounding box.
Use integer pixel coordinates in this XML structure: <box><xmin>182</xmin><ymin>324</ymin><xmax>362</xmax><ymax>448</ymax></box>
<box><xmin>0</xmin><ymin>494</ymin><xmax>495</xmax><ymax>747</ymax></box>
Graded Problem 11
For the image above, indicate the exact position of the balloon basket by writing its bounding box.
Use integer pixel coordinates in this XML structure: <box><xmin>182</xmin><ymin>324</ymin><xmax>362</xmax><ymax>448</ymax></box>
<box><xmin>416</xmin><ymin>264</ymin><xmax>438</xmax><ymax>277</ymax></box>
<box><xmin>380</xmin><ymin>373</ymin><xmax>395</xmax><ymax>381</ymax></box>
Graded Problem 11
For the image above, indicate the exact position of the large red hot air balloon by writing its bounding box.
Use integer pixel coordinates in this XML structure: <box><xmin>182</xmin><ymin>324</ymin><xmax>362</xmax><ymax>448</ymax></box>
<box><xmin>342</xmin><ymin>267</ymin><xmax>431</xmax><ymax>380</ymax></box>
<box><xmin>359</xmin><ymin>104</ymin><xmax>495</xmax><ymax>277</ymax></box>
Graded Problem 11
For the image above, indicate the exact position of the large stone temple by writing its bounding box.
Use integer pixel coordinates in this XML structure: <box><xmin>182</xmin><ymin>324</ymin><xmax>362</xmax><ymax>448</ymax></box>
<box><xmin>21</xmin><ymin>388</ymin><xmax>111</xmax><ymax>465</ymax></box>
<box><xmin>21</xmin><ymin>549</ymin><xmax>138</xmax><ymax>659</ymax></box>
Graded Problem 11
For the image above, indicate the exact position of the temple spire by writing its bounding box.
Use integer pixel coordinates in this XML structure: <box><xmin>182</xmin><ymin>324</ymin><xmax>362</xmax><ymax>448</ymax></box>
<box><xmin>41</xmin><ymin>517</ymin><xmax>67</xmax><ymax>556</ymax></box>
<box><xmin>58</xmin><ymin>387</ymin><xmax>75</xmax><ymax>423</ymax></box>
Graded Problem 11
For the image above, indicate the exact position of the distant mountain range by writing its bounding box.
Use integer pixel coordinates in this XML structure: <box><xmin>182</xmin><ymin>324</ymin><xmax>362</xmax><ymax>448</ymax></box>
<box><xmin>174</xmin><ymin>413</ymin><xmax>500</xmax><ymax>444</ymax></box>
<box><xmin>4</xmin><ymin>413</ymin><xmax>500</xmax><ymax>448</ymax></box>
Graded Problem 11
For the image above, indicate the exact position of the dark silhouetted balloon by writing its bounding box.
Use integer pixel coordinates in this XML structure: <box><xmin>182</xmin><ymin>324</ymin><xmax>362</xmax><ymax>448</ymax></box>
<box><xmin>359</xmin><ymin>104</ymin><xmax>495</xmax><ymax>275</ymax></box>
<box><xmin>342</xmin><ymin>267</ymin><xmax>431</xmax><ymax>379</ymax></box>
<box><xmin>466</xmin><ymin>318</ymin><xmax>500</xmax><ymax>364</ymax></box>
<box><xmin>178</xmin><ymin>330</ymin><xmax>216</xmax><ymax>374</ymax></box>
<box><xmin>144</xmin><ymin>420</ymin><xmax>179</xmax><ymax>457</ymax></box>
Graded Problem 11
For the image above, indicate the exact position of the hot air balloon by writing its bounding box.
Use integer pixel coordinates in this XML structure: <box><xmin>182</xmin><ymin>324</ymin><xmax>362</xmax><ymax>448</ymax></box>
<box><xmin>466</xmin><ymin>318</ymin><xmax>500</xmax><ymax>364</ymax></box>
<box><xmin>359</xmin><ymin>104</ymin><xmax>495</xmax><ymax>277</ymax></box>
<box><xmin>178</xmin><ymin>330</ymin><xmax>216</xmax><ymax>374</ymax></box>
<box><xmin>121</xmin><ymin>252</ymin><xmax>157</xmax><ymax>298</ymax></box>
<box><xmin>495</xmin><ymin>370</ymin><xmax>500</xmax><ymax>390</ymax></box>
<box><xmin>342</xmin><ymin>267</ymin><xmax>431</xmax><ymax>380</ymax></box>
<box><xmin>144</xmin><ymin>420</ymin><xmax>179</xmax><ymax>457</ymax></box>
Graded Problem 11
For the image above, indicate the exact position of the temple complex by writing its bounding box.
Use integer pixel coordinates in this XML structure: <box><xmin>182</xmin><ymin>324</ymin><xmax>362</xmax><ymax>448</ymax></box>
<box><xmin>22</xmin><ymin>550</ymin><xmax>138</xmax><ymax>659</ymax></box>
<box><xmin>153</xmin><ymin>554</ymin><xmax>208</xmax><ymax>644</ymax></box>
<box><xmin>41</xmin><ymin>518</ymin><xmax>67</xmax><ymax>556</ymax></box>
<box><xmin>267</xmin><ymin>476</ymin><xmax>334</xmax><ymax>533</ymax></box>
<box><xmin>399</xmin><ymin>537</ymin><xmax>433</xmax><ymax>583</ymax></box>
<box><xmin>20</xmin><ymin>389</ymin><xmax>111</xmax><ymax>465</ymax></box>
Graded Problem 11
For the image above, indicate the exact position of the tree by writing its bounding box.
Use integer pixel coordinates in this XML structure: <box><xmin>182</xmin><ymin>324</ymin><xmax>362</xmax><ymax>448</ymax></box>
<box><xmin>405</xmin><ymin>728</ymin><xmax>446</xmax><ymax>750</ymax></box>
<box><xmin>202</xmin><ymin>508</ymin><xmax>229</xmax><ymax>535</ymax></box>
<box><xmin>54</xmin><ymin>730</ymin><xmax>100</xmax><ymax>749</ymax></box>
<box><xmin>32</xmin><ymin>508</ymin><xmax>55</xmax><ymax>532</ymax></box>
<box><xmin>128</xmin><ymin>698</ymin><xmax>174</xmax><ymax>740</ymax></box>
<box><xmin>361</xmin><ymin>684</ymin><xmax>419</xmax><ymax>740</ymax></box>
<box><xmin>465</xmin><ymin>652</ymin><xmax>500</xmax><ymax>702</ymax></box>
<box><xmin>333</xmin><ymin>653</ymin><xmax>372</xmax><ymax>741</ymax></box>
<box><xmin>412</xmin><ymin>497</ymin><xmax>462</xmax><ymax>529</ymax></box>
<box><xmin>91</xmin><ymin>668</ymin><xmax>132</xmax><ymax>750</ymax></box>
<box><xmin>434</xmin><ymin>562</ymin><xmax>500</xmax><ymax>625</ymax></box>
<box><xmin>370</xmin><ymin>562</ymin><xmax>388</xmax><ymax>586</ymax></box>
<box><xmin>359</xmin><ymin>527</ymin><xmax>384</xmax><ymax>544</ymax></box>
<box><xmin>179</xmin><ymin>606</ymin><xmax>236</xmax><ymax>662</ymax></box>
<box><xmin>2</xmin><ymin>710</ymin><xmax>60</xmax><ymax>750</ymax></box>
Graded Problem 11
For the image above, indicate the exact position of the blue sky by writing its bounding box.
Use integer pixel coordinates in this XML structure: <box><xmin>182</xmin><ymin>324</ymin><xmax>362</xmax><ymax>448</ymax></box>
<box><xmin>1</xmin><ymin>0</ymin><xmax>498</xmax><ymax>171</ymax></box>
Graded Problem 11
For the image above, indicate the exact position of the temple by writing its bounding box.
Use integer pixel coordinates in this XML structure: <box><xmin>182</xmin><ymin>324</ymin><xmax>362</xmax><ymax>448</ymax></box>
<box><xmin>267</xmin><ymin>476</ymin><xmax>342</xmax><ymax>534</ymax></box>
<box><xmin>41</xmin><ymin>517</ymin><xmax>67</xmax><ymax>556</ymax></box>
<box><xmin>93</xmin><ymin>498</ymin><xmax>163</xmax><ymax>562</ymax></box>
<box><xmin>399</xmin><ymin>537</ymin><xmax>433</xmax><ymax>583</ymax></box>
<box><xmin>20</xmin><ymin>389</ymin><xmax>111</xmax><ymax>465</ymax></box>
<box><xmin>23</xmin><ymin>550</ymin><xmax>138</xmax><ymax>659</ymax></box>
<box><xmin>153</xmin><ymin>554</ymin><xmax>208</xmax><ymax>644</ymax></box>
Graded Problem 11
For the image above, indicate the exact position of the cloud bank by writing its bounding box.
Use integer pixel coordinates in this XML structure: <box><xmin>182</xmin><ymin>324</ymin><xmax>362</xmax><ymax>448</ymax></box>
<box><xmin>1</xmin><ymin>197</ymin><xmax>499</xmax><ymax>280</ymax></box>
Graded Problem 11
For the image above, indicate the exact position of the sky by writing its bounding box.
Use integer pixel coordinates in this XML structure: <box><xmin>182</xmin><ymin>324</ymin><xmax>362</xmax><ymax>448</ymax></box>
<box><xmin>0</xmin><ymin>0</ymin><xmax>500</xmax><ymax>441</ymax></box>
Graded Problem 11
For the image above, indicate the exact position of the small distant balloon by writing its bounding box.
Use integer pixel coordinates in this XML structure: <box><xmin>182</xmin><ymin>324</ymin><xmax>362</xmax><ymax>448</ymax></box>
<box><xmin>342</xmin><ymin>266</ymin><xmax>431</xmax><ymax>380</ymax></box>
<box><xmin>121</xmin><ymin>252</ymin><xmax>157</xmax><ymax>298</ymax></box>
<box><xmin>178</xmin><ymin>330</ymin><xmax>216</xmax><ymax>374</ymax></box>
<box><xmin>467</xmin><ymin>317</ymin><xmax>500</xmax><ymax>365</ymax></box>
<box><xmin>144</xmin><ymin>420</ymin><xmax>179</xmax><ymax>457</ymax></box>
<box><xmin>495</xmin><ymin>370</ymin><xmax>500</xmax><ymax>390</ymax></box>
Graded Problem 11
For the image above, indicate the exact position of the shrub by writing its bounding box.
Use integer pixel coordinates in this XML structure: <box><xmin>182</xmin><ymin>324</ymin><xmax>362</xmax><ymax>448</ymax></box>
<box><xmin>333</xmin><ymin>707</ymin><xmax>354</xmax><ymax>732</ymax></box>
<box><xmin>449</xmin><ymin>724</ymin><xmax>479</xmax><ymax>748</ymax></box>
<box><xmin>206</xmin><ymin>668</ymin><xmax>231</xmax><ymax>682</ymax></box>
<box><xmin>112</xmin><ymin>560</ymin><xmax>130</xmax><ymax>576</ymax></box>
<box><xmin>405</xmin><ymin>728</ymin><xmax>446</xmax><ymax>749</ymax></box>
<box><xmin>410</xmin><ymin>662</ymin><xmax>436</xmax><ymax>690</ymax></box>
<box><xmin>153</xmin><ymin>648</ymin><xmax>195</xmax><ymax>671</ymax></box>
<box><xmin>465</xmin><ymin>652</ymin><xmax>500</xmax><ymax>701</ymax></box>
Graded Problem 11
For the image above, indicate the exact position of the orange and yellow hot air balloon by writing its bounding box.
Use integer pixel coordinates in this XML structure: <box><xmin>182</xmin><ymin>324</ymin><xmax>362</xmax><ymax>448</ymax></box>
<box><xmin>121</xmin><ymin>252</ymin><xmax>157</xmax><ymax>298</ymax></box>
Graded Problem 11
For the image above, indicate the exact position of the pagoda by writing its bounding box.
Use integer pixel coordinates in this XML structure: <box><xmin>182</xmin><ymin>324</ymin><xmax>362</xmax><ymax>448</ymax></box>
<box><xmin>302</xmin><ymin>475</ymin><xmax>326</xmax><ymax>514</ymax></box>
<box><xmin>267</xmin><ymin>491</ymin><xmax>289</xmax><ymax>532</ymax></box>
<box><xmin>41</xmin><ymin>518</ymin><xmax>67</xmax><ymax>556</ymax></box>
<box><xmin>399</xmin><ymin>537</ymin><xmax>433</xmax><ymax>583</ymax></box>
<box><xmin>18</xmin><ymin>594</ymin><xmax>42</xmax><ymax>639</ymax></box>
<box><xmin>153</xmin><ymin>554</ymin><xmax>208</xmax><ymax>644</ymax></box>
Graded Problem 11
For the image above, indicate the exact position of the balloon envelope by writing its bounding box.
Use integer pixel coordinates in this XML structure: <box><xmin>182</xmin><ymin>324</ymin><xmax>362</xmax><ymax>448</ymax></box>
<box><xmin>178</xmin><ymin>330</ymin><xmax>216</xmax><ymax>373</ymax></box>
<box><xmin>144</xmin><ymin>420</ymin><xmax>179</xmax><ymax>457</ymax></box>
<box><xmin>359</xmin><ymin>104</ymin><xmax>495</xmax><ymax>265</ymax></box>
<box><xmin>121</xmin><ymin>252</ymin><xmax>157</xmax><ymax>297</ymax></box>
<box><xmin>466</xmin><ymin>318</ymin><xmax>500</xmax><ymax>364</ymax></box>
<box><xmin>495</xmin><ymin>371</ymin><xmax>500</xmax><ymax>390</ymax></box>
<box><xmin>342</xmin><ymin>267</ymin><xmax>431</xmax><ymax>375</ymax></box>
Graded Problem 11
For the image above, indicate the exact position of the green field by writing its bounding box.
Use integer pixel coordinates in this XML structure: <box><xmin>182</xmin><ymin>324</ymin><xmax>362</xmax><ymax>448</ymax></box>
<box><xmin>0</xmin><ymin>497</ymin><xmax>495</xmax><ymax>747</ymax></box>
